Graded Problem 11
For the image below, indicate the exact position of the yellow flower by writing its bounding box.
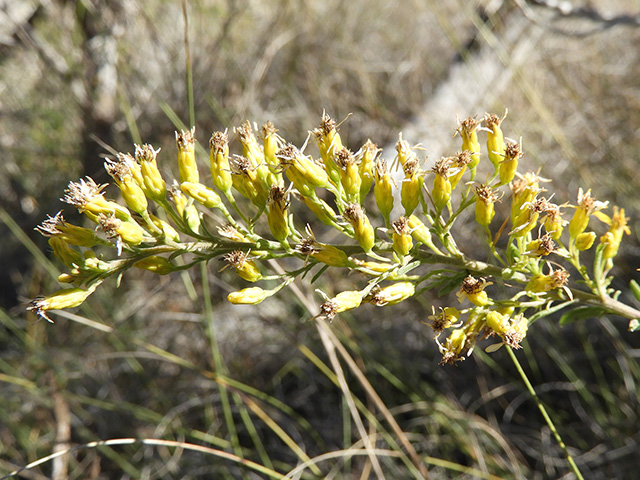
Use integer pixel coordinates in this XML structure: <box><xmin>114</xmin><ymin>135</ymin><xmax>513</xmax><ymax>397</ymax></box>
<box><xmin>474</xmin><ymin>184</ymin><xmax>500</xmax><ymax>227</ymax></box>
<box><xmin>431</xmin><ymin>157</ymin><xmax>452</xmax><ymax>211</ymax></box>
<box><xmin>223</xmin><ymin>251</ymin><xmax>262</xmax><ymax>282</ymax></box>
<box><xmin>568</xmin><ymin>188</ymin><xmax>608</xmax><ymax>240</ymax></box>
<box><xmin>296</xmin><ymin>226</ymin><xmax>351</xmax><ymax>267</ymax></box>
<box><xmin>135</xmin><ymin>144</ymin><xmax>166</xmax><ymax>202</ymax></box>
<box><xmin>595</xmin><ymin>206</ymin><xmax>630</xmax><ymax>259</ymax></box>
<box><xmin>227</xmin><ymin>287</ymin><xmax>268</xmax><ymax>305</ymax></box>
<box><xmin>575</xmin><ymin>231</ymin><xmax>596</xmax><ymax>251</ymax></box>
<box><xmin>344</xmin><ymin>203</ymin><xmax>375</xmax><ymax>253</ymax></box>
<box><xmin>484</xmin><ymin>111</ymin><xmax>507</xmax><ymax>171</ymax></box>
<box><xmin>358</xmin><ymin>140</ymin><xmax>378</xmax><ymax>201</ymax></box>
<box><xmin>525</xmin><ymin>233</ymin><xmax>555</xmax><ymax>257</ymax></box>
<box><xmin>28</xmin><ymin>283</ymin><xmax>100</xmax><ymax>323</ymax></box>
<box><xmin>526</xmin><ymin>267</ymin><xmax>570</xmax><ymax>293</ymax></box>
<box><xmin>209</xmin><ymin>131</ymin><xmax>233</xmax><ymax>194</ymax></box>
<box><xmin>366</xmin><ymin>282</ymin><xmax>415</xmax><ymax>306</ymax></box>
<box><xmin>485</xmin><ymin>312</ymin><xmax>528</xmax><ymax>350</ymax></box>
<box><xmin>266</xmin><ymin>185</ymin><xmax>291</xmax><ymax>242</ymax></box>
<box><xmin>134</xmin><ymin>256</ymin><xmax>175</xmax><ymax>275</ymax></box>
<box><xmin>36</xmin><ymin>211</ymin><xmax>100</xmax><ymax>247</ymax></box>
<box><xmin>180</xmin><ymin>181</ymin><xmax>223</xmax><ymax>209</ymax></box>
<box><xmin>499</xmin><ymin>140</ymin><xmax>523</xmax><ymax>185</ymax></box>
<box><xmin>261</xmin><ymin>121</ymin><xmax>282</xmax><ymax>167</ymax></box>
<box><xmin>400</xmin><ymin>157</ymin><xmax>424</xmax><ymax>216</ymax></box>
<box><xmin>334</xmin><ymin>147</ymin><xmax>361</xmax><ymax>202</ymax></box>
<box><xmin>105</xmin><ymin>153</ymin><xmax>149</xmax><ymax>215</ymax></box>
<box><xmin>374</xmin><ymin>159</ymin><xmax>394</xmax><ymax>224</ymax></box>
<box><xmin>456</xmin><ymin>275</ymin><xmax>493</xmax><ymax>306</ymax></box>
<box><xmin>176</xmin><ymin>127</ymin><xmax>199</xmax><ymax>184</ymax></box>
<box><xmin>391</xmin><ymin>216</ymin><xmax>413</xmax><ymax>258</ymax></box>
<box><xmin>63</xmin><ymin>177</ymin><xmax>131</xmax><ymax>221</ymax></box>
<box><xmin>317</xmin><ymin>290</ymin><xmax>363</xmax><ymax>321</ymax></box>
<box><xmin>456</xmin><ymin>116</ymin><xmax>481</xmax><ymax>169</ymax></box>
<box><xmin>312</xmin><ymin>112</ymin><xmax>344</xmax><ymax>184</ymax></box>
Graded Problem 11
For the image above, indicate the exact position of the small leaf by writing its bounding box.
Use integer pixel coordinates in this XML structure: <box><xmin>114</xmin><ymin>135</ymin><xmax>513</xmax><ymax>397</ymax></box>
<box><xmin>630</xmin><ymin>279</ymin><xmax>640</xmax><ymax>303</ymax></box>
<box><xmin>559</xmin><ymin>306</ymin><xmax>607</xmax><ymax>325</ymax></box>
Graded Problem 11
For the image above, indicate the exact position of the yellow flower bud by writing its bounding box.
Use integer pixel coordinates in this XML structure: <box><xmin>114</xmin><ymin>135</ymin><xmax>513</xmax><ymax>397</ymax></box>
<box><xmin>525</xmin><ymin>233</ymin><xmax>555</xmax><ymax>257</ymax></box>
<box><xmin>278</xmin><ymin>144</ymin><xmax>329</xmax><ymax>193</ymax></box>
<box><xmin>229</xmin><ymin>156</ymin><xmax>269</xmax><ymax>208</ymax></box>
<box><xmin>99</xmin><ymin>214</ymin><xmax>145</xmax><ymax>247</ymax></box>
<box><xmin>367</xmin><ymin>282</ymin><xmax>415</xmax><ymax>306</ymax></box>
<box><xmin>180</xmin><ymin>181</ymin><xmax>223</xmax><ymax>209</ymax></box>
<box><xmin>374</xmin><ymin>159</ymin><xmax>394</xmax><ymax>224</ymax></box>
<box><xmin>526</xmin><ymin>268</ymin><xmax>569</xmax><ymax>293</ymax></box>
<box><xmin>596</xmin><ymin>206</ymin><xmax>630</xmax><ymax>259</ymax></box>
<box><xmin>406</xmin><ymin>215</ymin><xmax>439</xmax><ymax>253</ymax></box>
<box><xmin>358</xmin><ymin>140</ymin><xmax>378</xmax><ymax>201</ymax></box>
<box><xmin>456</xmin><ymin>275</ymin><xmax>493</xmax><ymax>307</ymax></box>
<box><xmin>352</xmin><ymin>260</ymin><xmax>399</xmax><ymax>280</ymax></box>
<box><xmin>105</xmin><ymin>154</ymin><xmax>148</xmax><ymax>215</ymax></box>
<box><xmin>224</xmin><ymin>251</ymin><xmax>262</xmax><ymax>282</ymax></box>
<box><xmin>296</xmin><ymin>226</ymin><xmax>351</xmax><ymax>267</ymax></box>
<box><xmin>135</xmin><ymin>144</ymin><xmax>166</xmax><ymax>202</ymax></box>
<box><xmin>48</xmin><ymin>237</ymin><xmax>84</xmax><ymax>267</ymax></box>
<box><xmin>391</xmin><ymin>216</ymin><xmax>413</xmax><ymax>258</ymax></box>
<box><xmin>335</xmin><ymin>148</ymin><xmax>361</xmax><ymax>202</ymax></box>
<box><xmin>176</xmin><ymin>127</ymin><xmax>199</xmax><ymax>184</ymax></box>
<box><xmin>511</xmin><ymin>197</ymin><xmax>550</xmax><ymax>238</ymax></box>
<box><xmin>400</xmin><ymin>158</ymin><xmax>423</xmax><ymax>216</ymax></box>
<box><xmin>474</xmin><ymin>184</ymin><xmax>500</xmax><ymax>227</ymax></box>
<box><xmin>344</xmin><ymin>203</ymin><xmax>375</xmax><ymax>253</ymax></box>
<box><xmin>499</xmin><ymin>140</ymin><xmax>522</xmax><ymax>185</ymax></box>
<box><xmin>439</xmin><ymin>328</ymin><xmax>468</xmax><ymax>365</ymax></box>
<box><xmin>431</xmin><ymin>157</ymin><xmax>453</xmax><ymax>211</ymax></box>
<box><xmin>235</xmin><ymin>120</ymin><xmax>275</xmax><ymax>187</ymax></box>
<box><xmin>36</xmin><ymin>211</ymin><xmax>101</xmax><ymax>247</ymax></box>
<box><xmin>302</xmin><ymin>196</ymin><xmax>338</xmax><ymax>226</ymax></box>
<box><xmin>150</xmin><ymin>214</ymin><xmax>180</xmax><ymax>242</ymax></box>
<box><xmin>456</xmin><ymin>116</ymin><xmax>481</xmax><ymax>169</ymax></box>
<box><xmin>568</xmin><ymin>188</ymin><xmax>609</xmax><ymax>240</ymax></box>
<box><xmin>170</xmin><ymin>185</ymin><xmax>202</xmax><ymax>231</ymax></box>
<box><xmin>485</xmin><ymin>311</ymin><xmax>510</xmax><ymax>336</ymax></box>
<box><xmin>63</xmin><ymin>178</ymin><xmax>132</xmax><ymax>222</ymax></box>
<box><xmin>235</xmin><ymin>121</ymin><xmax>262</xmax><ymax>166</ymax></box>
<box><xmin>448</xmin><ymin>151</ymin><xmax>473</xmax><ymax>189</ymax></box>
<box><xmin>428</xmin><ymin>307</ymin><xmax>461</xmax><ymax>335</ymax></box>
<box><xmin>575</xmin><ymin>231</ymin><xmax>597</xmax><ymax>251</ymax></box>
<box><xmin>543</xmin><ymin>203</ymin><xmax>566</xmax><ymax>240</ymax></box>
<box><xmin>227</xmin><ymin>287</ymin><xmax>268</xmax><ymax>305</ymax></box>
<box><xmin>318</xmin><ymin>290</ymin><xmax>363</xmax><ymax>321</ymax></box>
<box><xmin>134</xmin><ymin>256</ymin><xmax>175</xmax><ymax>275</ymax></box>
<box><xmin>267</xmin><ymin>185</ymin><xmax>290</xmax><ymax>242</ymax></box>
<box><xmin>510</xmin><ymin>172</ymin><xmax>546</xmax><ymax>223</ymax></box>
<box><xmin>312</xmin><ymin>112</ymin><xmax>344</xmax><ymax>184</ymax></box>
<box><xmin>484</xmin><ymin>112</ymin><xmax>506</xmax><ymax>171</ymax></box>
<box><xmin>209</xmin><ymin>131</ymin><xmax>233</xmax><ymax>194</ymax></box>
<box><xmin>28</xmin><ymin>283</ymin><xmax>99</xmax><ymax>322</ymax></box>
<box><xmin>395</xmin><ymin>134</ymin><xmax>416</xmax><ymax>167</ymax></box>
<box><xmin>262</xmin><ymin>121</ymin><xmax>281</xmax><ymax>167</ymax></box>
<box><xmin>486</xmin><ymin>311</ymin><xmax>528</xmax><ymax>349</ymax></box>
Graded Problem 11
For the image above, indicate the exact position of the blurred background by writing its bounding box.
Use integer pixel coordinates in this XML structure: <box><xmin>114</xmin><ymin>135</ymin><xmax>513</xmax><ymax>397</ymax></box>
<box><xmin>1</xmin><ymin>0</ymin><xmax>639</xmax><ymax>478</ymax></box>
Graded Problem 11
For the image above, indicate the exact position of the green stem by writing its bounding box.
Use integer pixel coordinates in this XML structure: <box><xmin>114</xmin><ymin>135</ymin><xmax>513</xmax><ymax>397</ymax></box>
<box><xmin>506</xmin><ymin>346</ymin><xmax>585</xmax><ymax>480</ymax></box>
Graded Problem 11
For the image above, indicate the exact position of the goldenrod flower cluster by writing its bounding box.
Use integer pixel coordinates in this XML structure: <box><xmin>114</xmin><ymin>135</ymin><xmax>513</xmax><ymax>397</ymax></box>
<box><xmin>30</xmin><ymin>112</ymin><xmax>638</xmax><ymax>363</ymax></box>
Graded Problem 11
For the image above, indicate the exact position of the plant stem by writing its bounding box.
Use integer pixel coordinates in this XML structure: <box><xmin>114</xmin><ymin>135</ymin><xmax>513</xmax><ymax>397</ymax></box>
<box><xmin>506</xmin><ymin>346</ymin><xmax>585</xmax><ymax>480</ymax></box>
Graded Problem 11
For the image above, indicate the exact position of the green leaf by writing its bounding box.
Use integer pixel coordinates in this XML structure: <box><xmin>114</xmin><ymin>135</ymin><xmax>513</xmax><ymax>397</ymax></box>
<box><xmin>437</xmin><ymin>271</ymin><xmax>468</xmax><ymax>297</ymax></box>
<box><xmin>559</xmin><ymin>306</ymin><xmax>608</xmax><ymax>325</ymax></box>
<box><xmin>630</xmin><ymin>279</ymin><xmax>640</xmax><ymax>303</ymax></box>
